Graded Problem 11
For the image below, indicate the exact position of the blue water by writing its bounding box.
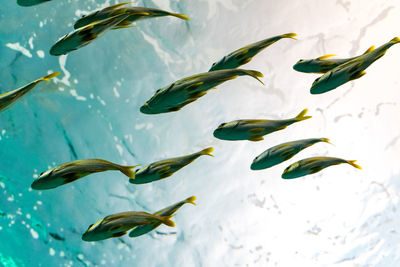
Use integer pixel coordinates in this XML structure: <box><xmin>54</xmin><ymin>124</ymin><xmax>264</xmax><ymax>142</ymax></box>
<box><xmin>2</xmin><ymin>1</ymin><xmax>400</xmax><ymax>266</ymax></box>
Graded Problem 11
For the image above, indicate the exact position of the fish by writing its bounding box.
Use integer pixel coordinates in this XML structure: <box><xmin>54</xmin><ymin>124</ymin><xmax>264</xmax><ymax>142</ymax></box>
<box><xmin>50</xmin><ymin>13</ymin><xmax>130</xmax><ymax>56</ymax></box>
<box><xmin>310</xmin><ymin>37</ymin><xmax>400</xmax><ymax>94</ymax></box>
<box><xmin>140</xmin><ymin>69</ymin><xmax>264</xmax><ymax>114</ymax></box>
<box><xmin>281</xmin><ymin>156</ymin><xmax>361</xmax><ymax>179</ymax></box>
<box><xmin>0</xmin><ymin>72</ymin><xmax>60</xmax><ymax>113</ymax></box>
<box><xmin>17</xmin><ymin>0</ymin><xmax>51</xmax><ymax>6</ymax></box>
<box><xmin>82</xmin><ymin>211</ymin><xmax>175</xmax><ymax>242</ymax></box>
<box><xmin>31</xmin><ymin>159</ymin><xmax>139</xmax><ymax>190</ymax></box>
<box><xmin>251</xmin><ymin>138</ymin><xmax>331</xmax><ymax>170</ymax></box>
<box><xmin>74</xmin><ymin>2</ymin><xmax>189</xmax><ymax>30</ymax></box>
<box><xmin>130</xmin><ymin>148</ymin><xmax>214</xmax><ymax>184</ymax></box>
<box><xmin>213</xmin><ymin>108</ymin><xmax>311</xmax><ymax>141</ymax></box>
<box><xmin>209</xmin><ymin>33</ymin><xmax>297</xmax><ymax>71</ymax></box>
<box><xmin>293</xmin><ymin>46</ymin><xmax>375</xmax><ymax>73</ymax></box>
<box><xmin>129</xmin><ymin>196</ymin><xmax>196</xmax><ymax>238</ymax></box>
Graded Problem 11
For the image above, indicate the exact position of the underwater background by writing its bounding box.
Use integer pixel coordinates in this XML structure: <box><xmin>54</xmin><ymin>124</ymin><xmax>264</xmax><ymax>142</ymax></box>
<box><xmin>1</xmin><ymin>0</ymin><xmax>400</xmax><ymax>266</ymax></box>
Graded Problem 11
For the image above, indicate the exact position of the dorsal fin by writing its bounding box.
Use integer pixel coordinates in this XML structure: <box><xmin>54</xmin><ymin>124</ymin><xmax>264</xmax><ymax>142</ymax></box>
<box><xmin>104</xmin><ymin>2</ymin><xmax>133</xmax><ymax>11</ymax></box>
<box><xmin>362</xmin><ymin>45</ymin><xmax>375</xmax><ymax>54</ymax></box>
<box><xmin>317</xmin><ymin>54</ymin><xmax>336</xmax><ymax>60</ymax></box>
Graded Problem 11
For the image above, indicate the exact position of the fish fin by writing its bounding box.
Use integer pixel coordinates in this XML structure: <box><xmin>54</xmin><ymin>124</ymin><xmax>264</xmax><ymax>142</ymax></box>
<box><xmin>317</xmin><ymin>54</ymin><xmax>337</xmax><ymax>60</ymax></box>
<box><xmin>119</xmin><ymin>165</ymin><xmax>140</xmax><ymax>179</ymax></box>
<box><xmin>184</xmin><ymin>196</ymin><xmax>197</xmax><ymax>205</ymax></box>
<box><xmin>81</xmin><ymin>33</ymin><xmax>98</xmax><ymax>42</ymax></box>
<box><xmin>389</xmin><ymin>37</ymin><xmax>400</xmax><ymax>44</ymax></box>
<box><xmin>280</xmin><ymin>149</ymin><xmax>295</xmax><ymax>160</ymax></box>
<box><xmin>62</xmin><ymin>173</ymin><xmax>81</xmax><ymax>184</ymax></box>
<box><xmin>39</xmin><ymin>72</ymin><xmax>61</xmax><ymax>82</ymax></box>
<box><xmin>185</xmin><ymin>82</ymin><xmax>203</xmax><ymax>92</ymax></box>
<box><xmin>112</xmin><ymin>25</ymin><xmax>136</xmax><ymax>30</ymax></box>
<box><xmin>159</xmin><ymin>215</ymin><xmax>175</xmax><ymax>227</ymax></box>
<box><xmin>240</xmin><ymin>69</ymin><xmax>264</xmax><ymax>85</ymax></box>
<box><xmin>348</xmin><ymin>62</ymin><xmax>363</xmax><ymax>73</ymax></box>
<box><xmin>220</xmin><ymin>75</ymin><xmax>239</xmax><ymax>82</ymax></box>
<box><xmin>249</xmin><ymin>128</ymin><xmax>264</xmax><ymax>135</ymax></box>
<box><xmin>319</xmin><ymin>138</ymin><xmax>333</xmax><ymax>145</ymax></box>
<box><xmin>104</xmin><ymin>2</ymin><xmax>133</xmax><ymax>10</ymax></box>
<box><xmin>157</xmin><ymin>166</ymin><xmax>171</xmax><ymax>175</ymax></box>
<box><xmin>294</xmin><ymin>108</ymin><xmax>312</xmax><ymax>121</ymax></box>
<box><xmin>249</xmin><ymin>136</ymin><xmax>264</xmax><ymax>142</ymax></box>
<box><xmin>168</xmin><ymin>107</ymin><xmax>181</xmax><ymax>112</ymax></box>
<box><xmin>160</xmin><ymin>172</ymin><xmax>173</xmax><ymax>178</ymax></box>
<box><xmin>169</xmin><ymin>13</ymin><xmax>190</xmax><ymax>21</ymax></box>
<box><xmin>199</xmin><ymin>147</ymin><xmax>214</xmax><ymax>157</ymax></box>
<box><xmin>239</xmin><ymin>57</ymin><xmax>253</xmax><ymax>65</ymax></box>
<box><xmin>350</xmin><ymin>70</ymin><xmax>366</xmax><ymax>81</ymax></box>
<box><xmin>281</xmin><ymin>32</ymin><xmax>297</xmax><ymax>40</ymax></box>
<box><xmin>346</xmin><ymin>160</ymin><xmax>362</xmax><ymax>170</ymax></box>
<box><xmin>310</xmin><ymin>165</ymin><xmax>323</xmax><ymax>174</ymax></box>
<box><xmin>234</xmin><ymin>49</ymin><xmax>249</xmax><ymax>60</ymax></box>
<box><xmin>188</xmin><ymin>91</ymin><xmax>206</xmax><ymax>99</ymax></box>
<box><xmin>362</xmin><ymin>45</ymin><xmax>375</xmax><ymax>54</ymax></box>
<box><xmin>112</xmin><ymin>231</ymin><xmax>127</xmax><ymax>238</ymax></box>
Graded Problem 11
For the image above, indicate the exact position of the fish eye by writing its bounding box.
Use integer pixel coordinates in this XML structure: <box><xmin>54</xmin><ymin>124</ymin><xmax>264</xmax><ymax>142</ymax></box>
<box><xmin>212</xmin><ymin>62</ymin><xmax>216</xmax><ymax>66</ymax></box>
<box><xmin>298</xmin><ymin>59</ymin><xmax>304</xmax><ymax>63</ymax></box>
<box><xmin>219</xmin><ymin>123</ymin><xmax>226</xmax><ymax>127</ymax></box>
<box><xmin>39</xmin><ymin>172</ymin><xmax>44</xmax><ymax>176</ymax></box>
<box><xmin>156</xmin><ymin>89</ymin><xmax>161</xmax><ymax>93</ymax></box>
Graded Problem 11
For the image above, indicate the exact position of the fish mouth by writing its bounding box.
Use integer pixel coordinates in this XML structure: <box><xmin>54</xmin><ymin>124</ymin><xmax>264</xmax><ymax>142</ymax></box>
<box><xmin>139</xmin><ymin>103</ymin><xmax>152</xmax><ymax>114</ymax></box>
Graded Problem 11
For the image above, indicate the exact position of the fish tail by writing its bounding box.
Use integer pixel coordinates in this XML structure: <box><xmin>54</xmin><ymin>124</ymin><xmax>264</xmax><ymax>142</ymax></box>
<box><xmin>119</xmin><ymin>164</ymin><xmax>140</xmax><ymax>179</ymax></box>
<box><xmin>199</xmin><ymin>147</ymin><xmax>214</xmax><ymax>157</ymax></box>
<box><xmin>39</xmin><ymin>72</ymin><xmax>61</xmax><ymax>82</ymax></box>
<box><xmin>347</xmin><ymin>160</ymin><xmax>362</xmax><ymax>170</ymax></box>
<box><xmin>169</xmin><ymin>13</ymin><xmax>190</xmax><ymax>21</ymax></box>
<box><xmin>159</xmin><ymin>215</ymin><xmax>175</xmax><ymax>227</ymax></box>
<box><xmin>389</xmin><ymin>37</ymin><xmax>400</xmax><ymax>44</ymax></box>
<box><xmin>281</xmin><ymin>33</ymin><xmax>297</xmax><ymax>40</ymax></box>
<box><xmin>294</xmin><ymin>108</ymin><xmax>312</xmax><ymax>121</ymax></box>
<box><xmin>319</xmin><ymin>138</ymin><xmax>333</xmax><ymax>145</ymax></box>
<box><xmin>240</xmin><ymin>69</ymin><xmax>264</xmax><ymax>85</ymax></box>
<box><xmin>184</xmin><ymin>196</ymin><xmax>197</xmax><ymax>205</ymax></box>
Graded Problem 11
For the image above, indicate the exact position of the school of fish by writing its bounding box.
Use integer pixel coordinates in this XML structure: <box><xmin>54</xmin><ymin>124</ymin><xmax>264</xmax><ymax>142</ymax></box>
<box><xmin>7</xmin><ymin>1</ymin><xmax>400</xmax><ymax>244</ymax></box>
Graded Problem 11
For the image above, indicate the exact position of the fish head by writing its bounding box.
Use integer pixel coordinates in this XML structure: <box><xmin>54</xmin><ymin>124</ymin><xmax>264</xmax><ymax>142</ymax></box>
<box><xmin>293</xmin><ymin>59</ymin><xmax>314</xmax><ymax>72</ymax></box>
<box><xmin>81</xmin><ymin>218</ymin><xmax>115</xmax><ymax>241</ymax></box>
<box><xmin>213</xmin><ymin>121</ymin><xmax>240</xmax><ymax>140</ymax></box>
<box><xmin>140</xmin><ymin>85</ymin><xmax>174</xmax><ymax>114</ymax></box>
<box><xmin>281</xmin><ymin>162</ymin><xmax>301</xmax><ymax>179</ymax></box>
<box><xmin>31</xmin><ymin>169</ymin><xmax>60</xmax><ymax>190</ymax></box>
<box><xmin>208</xmin><ymin>56</ymin><xmax>226</xmax><ymax>72</ymax></box>
<box><xmin>250</xmin><ymin>151</ymin><xmax>269</xmax><ymax>170</ymax></box>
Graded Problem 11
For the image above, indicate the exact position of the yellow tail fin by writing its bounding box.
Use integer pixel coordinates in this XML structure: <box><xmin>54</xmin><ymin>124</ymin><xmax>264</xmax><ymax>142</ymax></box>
<box><xmin>184</xmin><ymin>196</ymin><xmax>197</xmax><ymax>205</ymax></box>
<box><xmin>199</xmin><ymin>147</ymin><xmax>214</xmax><ymax>157</ymax></box>
<box><xmin>347</xmin><ymin>160</ymin><xmax>362</xmax><ymax>170</ymax></box>
<box><xmin>40</xmin><ymin>72</ymin><xmax>61</xmax><ymax>82</ymax></box>
<box><xmin>170</xmin><ymin>13</ymin><xmax>190</xmax><ymax>21</ymax></box>
<box><xmin>294</xmin><ymin>108</ymin><xmax>312</xmax><ymax>121</ymax></box>
<box><xmin>319</xmin><ymin>138</ymin><xmax>333</xmax><ymax>145</ymax></box>
<box><xmin>389</xmin><ymin>37</ymin><xmax>400</xmax><ymax>44</ymax></box>
<box><xmin>159</xmin><ymin>215</ymin><xmax>175</xmax><ymax>227</ymax></box>
<box><xmin>241</xmin><ymin>69</ymin><xmax>264</xmax><ymax>85</ymax></box>
<box><xmin>281</xmin><ymin>33</ymin><xmax>297</xmax><ymax>40</ymax></box>
<box><xmin>120</xmin><ymin>164</ymin><xmax>140</xmax><ymax>179</ymax></box>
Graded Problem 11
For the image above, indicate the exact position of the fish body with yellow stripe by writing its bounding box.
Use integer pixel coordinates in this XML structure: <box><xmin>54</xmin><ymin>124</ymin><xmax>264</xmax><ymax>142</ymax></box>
<box><xmin>251</xmin><ymin>138</ymin><xmax>331</xmax><ymax>170</ymax></box>
<box><xmin>74</xmin><ymin>2</ymin><xmax>189</xmax><ymax>29</ymax></box>
<box><xmin>209</xmin><ymin>33</ymin><xmax>297</xmax><ymax>71</ymax></box>
<box><xmin>31</xmin><ymin>159</ymin><xmax>139</xmax><ymax>190</ymax></box>
<box><xmin>82</xmin><ymin>211</ymin><xmax>175</xmax><ymax>242</ymax></box>
<box><xmin>140</xmin><ymin>69</ymin><xmax>264</xmax><ymax>114</ymax></box>
<box><xmin>50</xmin><ymin>13</ymin><xmax>130</xmax><ymax>56</ymax></box>
<box><xmin>129</xmin><ymin>196</ymin><xmax>196</xmax><ymax>237</ymax></box>
<box><xmin>310</xmin><ymin>37</ymin><xmax>400</xmax><ymax>94</ymax></box>
<box><xmin>130</xmin><ymin>148</ymin><xmax>214</xmax><ymax>184</ymax></box>
<box><xmin>213</xmin><ymin>109</ymin><xmax>311</xmax><ymax>141</ymax></box>
<box><xmin>282</xmin><ymin>156</ymin><xmax>361</xmax><ymax>179</ymax></box>
<box><xmin>0</xmin><ymin>72</ymin><xmax>60</xmax><ymax>113</ymax></box>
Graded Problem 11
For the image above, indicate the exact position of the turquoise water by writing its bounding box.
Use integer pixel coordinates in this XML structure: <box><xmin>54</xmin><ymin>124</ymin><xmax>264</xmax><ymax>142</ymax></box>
<box><xmin>2</xmin><ymin>1</ymin><xmax>400</xmax><ymax>266</ymax></box>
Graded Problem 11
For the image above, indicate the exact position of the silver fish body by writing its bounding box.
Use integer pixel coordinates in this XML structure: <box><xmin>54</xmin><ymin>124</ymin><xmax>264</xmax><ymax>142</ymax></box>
<box><xmin>209</xmin><ymin>33</ymin><xmax>297</xmax><ymax>71</ymax></box>
<box><xmin>213</xmin><ymin>109</ymin><xmax>311</xmax><ymax>141</ymax></box>
<box><xmin>282</xmin><ymin>156</ymin><xmax>361</xmax><ymax>179</ymax></box>
<box><xmin>130</xmin><ymin>148</ymin><xmax>213</xmax><ymax>184</ymax></box>
<box><xmin>140</xmin><ymin>69</ymin><xmax>264</xmax><ymax>114</ymax></box>
<box><xmin>251</xmin><ymin>138</ymin><xmax>330</xmax><ymax>170</ymax></box>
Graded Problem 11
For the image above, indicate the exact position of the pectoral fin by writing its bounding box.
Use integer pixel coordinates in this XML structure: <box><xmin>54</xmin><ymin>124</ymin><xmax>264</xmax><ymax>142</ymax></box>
<box><xmin>249</xmin><ymin>128</ymin><xmax>264</xmax><ymax>135</ymax></box>
<box><xmin>112</xmin><ymin>231</ymin><xmax>127</xmax><ymax>238</ymax></box>
<box><xmin>81</xmin><ymin>33</ymin><xmax>98</xmax><ymax>42</ymax></box>
<box><xmin>160</xmin><ymin>172</ymin><xmax>173</xmax><ymax>178</ymax></box>
<box><xmin>188</xmin><ymin>91</ymin><xmax>206</xmax><ymax>99</ymax></box>
<box><xmin>185</xmin><ymin>82</ymin><xmax>203</xmax><ymax>92</ymax></box>
<box><xmin>239</xmin><ymin>57</ymin><xmax>253</xmax><ymax>65</ymax></box>
<box><xmin>350</xmin><ymin>71</ymin><xmax>366</xmax><ymax>80</ymax></box>
<box><xmin>234</xmin><ymin>49</ymin><xmax>249</xmax><ymax>59</ymax></box>
<box><xmin>280</xmin><ymin>149</ymin><xmax>295</xmax><ymax>160</ymax></box>
<box><xmin>168</xmin><ymin>107</ymin><xmax>181</xmax><ymax>112</ymax></box>
<box><xmin>157</xmin><ymin>166</ymin><xmax>171</xmax><ymax>175</ymax></box>
<box><xmin>309</xmin><ymin>165</ymin><xmax>323</xmax><ymax>174</ymax></box>
<box><xmin>249</xmin><ymin>136</ymin><xmax>264</xmax><ymax>142</ymax></box>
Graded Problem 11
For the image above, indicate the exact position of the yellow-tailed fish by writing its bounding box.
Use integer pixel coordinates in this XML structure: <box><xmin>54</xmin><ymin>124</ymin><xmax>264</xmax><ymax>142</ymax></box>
<box><xmin>140</xmin><ymin>69</ymin><xmax>264</xmax><ymax>114</ymax></box>
<box><xmin>50</xmin><ymin>13</ymin><xmax>130</xmax><ymax>56</ymax></box>
<box><xmin>17</xmin><ymin>0</ymin><xmax>51</xmax><ymax>6</ymax></box>
<box><xmin>251</xmin><ymin>138</ymin><xmax>331</xmax><ymax>170</ymax></box>
<box><xmin>0</xmin><ymin>72</ymin><xmax>60</xmax><ymax>113</ymax></box>
<box><xmin>293</xmin><ymin>46</ymin><xmax>375</xmax><ymax>73</ymax></box>
<box><xmin>282</xmin><ymin>156</ymin><xmax>361</xmax><ymax>179</ymax></box>
<box><xmin>209</xmin><ymin>33</ymin><xmax>297</xmax><ymax>71</ymax></box>
<box><xmin>310</xmin><ymin>37</ymin><xmax>400</xmax><ymax>94</ymax></box>
<box><xmin>82</xmin><ymin>211</ymin><xmax>175</xmax><ymax>242</ymax></box>
<box><xmin>130</xmin><ymin>148</ymin><xmax>214</xmax><ymax>184</ymax></box>
<box><xmin>213</xmin><ymin>109</ymin><xmax>311</xmax><ymax>141</ymax></box>
<box><xmin>129</xmin><ymin>196</ymin><xmax>196</xmax><ymax>238</ymax></box>
<box><xmin>31</xmin><ymin>159</ymin><xmax>139</xmax><ymax>190</ymax></box>
<box><xmin>74</xmin><ymin>2</ymin><xmax>189</xmax><ymax>29</ymax></box>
